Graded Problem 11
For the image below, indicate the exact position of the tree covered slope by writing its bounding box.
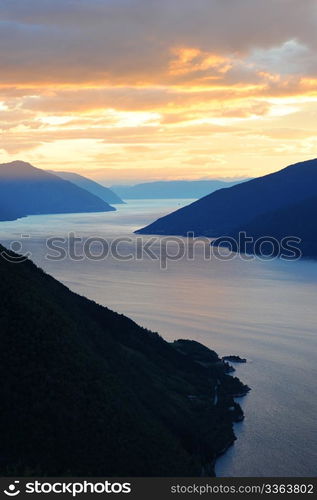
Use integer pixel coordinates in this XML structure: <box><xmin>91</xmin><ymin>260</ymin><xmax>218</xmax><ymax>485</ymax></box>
<box><xmin>0</xmin><ymin>245</ymin><xmax>248</xmax><ymax>476</ymax></box>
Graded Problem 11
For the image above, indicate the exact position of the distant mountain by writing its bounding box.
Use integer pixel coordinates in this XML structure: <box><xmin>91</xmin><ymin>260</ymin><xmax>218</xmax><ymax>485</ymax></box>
<box><xmin>52</xmin><ymin>171</ymin><xmax>124</xmax><ymax>204</ymax></box>
<box><xmin>111</xmin><ymin>179</ymin><xmax>246</xmax><ymax>200</ymax></box>
<box><xmin>0</xmin><ymin>245</ymin><xmax>248</xmax><ymax>476</ymax></box>
<box><xmin>136</xmin><ymin>159</ymin><xmax>317</xmax><ymax>244</ymax></box>
<box><xmin>0</xmin><ymin>161</ymin><xmax>115</xmax><ymax>221</ymax></box>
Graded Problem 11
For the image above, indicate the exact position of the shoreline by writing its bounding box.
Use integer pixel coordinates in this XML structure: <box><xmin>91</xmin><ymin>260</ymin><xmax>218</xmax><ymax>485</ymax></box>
<box><xmin>173</xmin><ymin>340</ymin><xmax>250</xmax><ymax>477</ymax></box>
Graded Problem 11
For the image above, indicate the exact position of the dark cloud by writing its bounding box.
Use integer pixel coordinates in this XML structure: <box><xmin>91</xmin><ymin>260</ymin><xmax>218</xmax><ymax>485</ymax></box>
<box><xmin>0</xmin><ymin>0</ymin><xmax>316</xmax><ymax>85</ymax></box>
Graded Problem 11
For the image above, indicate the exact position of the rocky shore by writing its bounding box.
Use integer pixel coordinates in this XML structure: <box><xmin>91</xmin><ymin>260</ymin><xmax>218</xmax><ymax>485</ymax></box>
<box><xmin>222</xmin><ymin>355</ymin><xmax>247</xmax><ymax>363</ymax></box>
<box><xmin>172</xmin><ymin>340</ymin><xmax>250</xmax><ymax>476</ymax></box>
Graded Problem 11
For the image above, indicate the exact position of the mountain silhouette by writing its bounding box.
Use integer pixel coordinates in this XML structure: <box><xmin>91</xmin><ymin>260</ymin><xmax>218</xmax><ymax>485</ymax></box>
<box><xmin>0</xmin><ymin>161</ymin><xmax>115</xmax><ymax>221</ymax></box>
<box><xmin>136</xmin><ymin>159</ymin><xmax>317</xmax><ymax>243</ymax></box>
<box><xmin>0</xmin><ymin>245</ymin><xmax>248</xmax><ymax>476</ymax></box>
<box><xmin>229</xmin><ymin>195</ymin><xmax>317</xmax><ymax>257</ymax></box>
<box><xmin>52</xmin><ymin>171</ymin><xmax>124</xmax><ymax>204</ymax></box>
<box><xmin>112</xmin><ymin>179</ymin><xmax>246</xmax><ymax>200</ymax></box>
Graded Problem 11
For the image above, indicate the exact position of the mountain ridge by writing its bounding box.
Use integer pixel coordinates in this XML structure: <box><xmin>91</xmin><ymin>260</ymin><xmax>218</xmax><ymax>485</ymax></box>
<box><xmin>0</xmin><ymin>161</ymin><xmax>115</xmax><ymax>221</ymax></box>
<box><xmin>136</xmin><ymin>159</ymin><xmax>317</xmax><ymax>253</ymax></box>
<box><xmin>0</xmin><ymin>243</ymin><xmax>249</xmax><ymax>476</ymax></box>
<box><xmin>52</xmin><ymin>170</ymin><xmax>124</xmax><ymax>205</ymax></box>
<box><xmin>111</xmin><ymin>179</ymin><xmax>247</xmax><ymax>200</ymax></box>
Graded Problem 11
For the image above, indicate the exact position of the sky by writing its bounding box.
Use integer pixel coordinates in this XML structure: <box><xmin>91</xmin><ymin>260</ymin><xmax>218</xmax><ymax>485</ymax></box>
<box><xmin>0</xmin><ymin>0</ymin><xmax>317</xmax><ymax>184</ymax></box>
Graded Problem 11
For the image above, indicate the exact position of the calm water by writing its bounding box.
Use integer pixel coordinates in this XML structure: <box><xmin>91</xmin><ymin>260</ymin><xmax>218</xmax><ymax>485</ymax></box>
<box><xmin>1</xmin><ymin>199</ymin><xmax>317</xmax><ymax>477</ymax></box>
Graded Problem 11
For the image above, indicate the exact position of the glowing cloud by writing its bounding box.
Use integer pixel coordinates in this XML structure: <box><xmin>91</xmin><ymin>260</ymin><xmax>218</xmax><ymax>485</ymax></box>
<box><xmin>0</xmin><ymin>0</ymin><xmax>317</xmax><ymax>181</ymax></box>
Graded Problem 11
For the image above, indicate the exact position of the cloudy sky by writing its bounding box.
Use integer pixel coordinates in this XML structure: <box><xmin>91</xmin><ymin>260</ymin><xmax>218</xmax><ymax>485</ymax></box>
<box><xmin>1</xmin><ymin>0</ymin><xmax>317</xmax><ymax>183</ymax></box>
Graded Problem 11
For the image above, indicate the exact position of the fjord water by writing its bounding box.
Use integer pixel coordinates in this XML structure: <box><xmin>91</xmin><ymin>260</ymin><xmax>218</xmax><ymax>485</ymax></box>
<box><xmin>1</xmin><ymin>199</ymin><xmax>316</xmax><ymax>477</ymax></box>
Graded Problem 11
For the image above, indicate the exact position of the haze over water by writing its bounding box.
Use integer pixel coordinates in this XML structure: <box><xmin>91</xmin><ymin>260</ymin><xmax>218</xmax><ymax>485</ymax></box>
<box><xmin>1</xmin><ymin>199</ymin><xmax>316</xmax><ymax>477</ymax></box>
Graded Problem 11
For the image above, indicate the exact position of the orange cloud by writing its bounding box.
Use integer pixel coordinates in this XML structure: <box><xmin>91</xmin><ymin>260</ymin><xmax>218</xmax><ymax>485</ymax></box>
<box><xmin>169</xmin><ymin>47</ymin><xmax>232</xmax><ymax>76</ymax></box>
<box><xmin>1</xmin><ymin>1</ymin><xmax>317</xmax><ymax>182</ymax></box>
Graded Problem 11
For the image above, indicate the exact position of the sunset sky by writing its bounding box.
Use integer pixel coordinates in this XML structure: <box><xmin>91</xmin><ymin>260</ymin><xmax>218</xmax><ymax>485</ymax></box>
<box><xmin>1</xmin><ymin>0</ymin><xmax>317</xmax><ymax>184</ymax></box>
